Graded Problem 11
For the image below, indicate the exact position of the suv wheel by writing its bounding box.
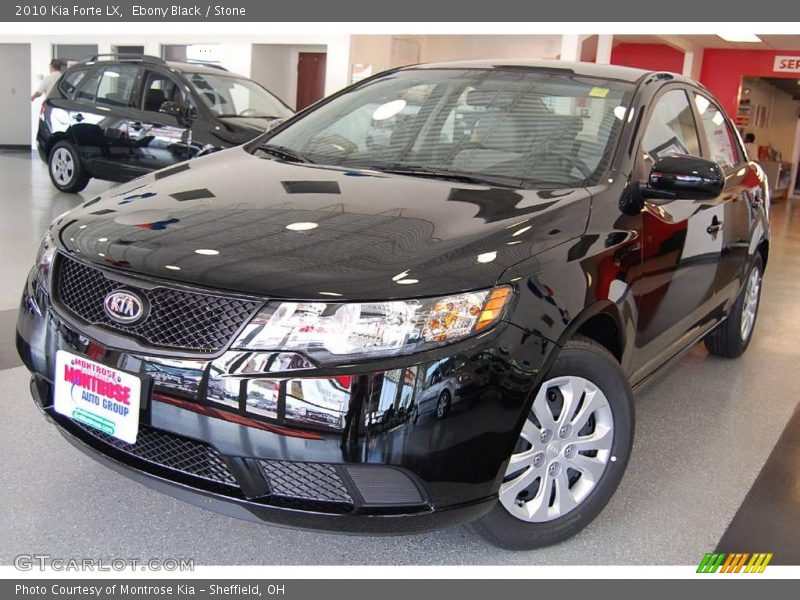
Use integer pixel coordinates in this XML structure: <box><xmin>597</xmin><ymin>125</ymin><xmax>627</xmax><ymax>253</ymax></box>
<box><xmin>436</xmin><ymin>390</ymin><xmax>451</xmax><ymax>419</ymax></box>
<box><xmin>48</xmin><ymin>141</ymin><xmax>89</xmax><ymax>193</ymax></box>
<box><xmin>704</xmin><ymin>257</ymin><xmax>763</xmax><ymax>358</ymax></box>
<box><xmin>468</xmin><ymin>336</ymin><xmax>634</xmax><ymax>550</ymax></box>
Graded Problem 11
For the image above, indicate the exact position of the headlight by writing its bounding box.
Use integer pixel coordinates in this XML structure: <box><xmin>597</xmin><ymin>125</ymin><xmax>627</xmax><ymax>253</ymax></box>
<box><xmin>232</xmin><ymin>286</ymin><xmax>513</xmax><ymax>361</ymax></box>
<box><xmin>35</xmin><ymin>231</ymin><xmax>57</xmax><ymax>290</ymax></box>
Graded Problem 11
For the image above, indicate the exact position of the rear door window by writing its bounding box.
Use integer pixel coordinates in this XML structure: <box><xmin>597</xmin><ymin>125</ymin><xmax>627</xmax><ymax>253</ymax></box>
<box><xmin>95</xmin><ymin>66</ymin><xmax>141</xmax><ymax>108</ymax></box>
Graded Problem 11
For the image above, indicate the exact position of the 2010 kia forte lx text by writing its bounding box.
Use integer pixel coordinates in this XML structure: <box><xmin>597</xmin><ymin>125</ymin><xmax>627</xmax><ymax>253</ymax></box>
<box><xmin>17</xmin><ymin>60</ymin><xmax>769</xmax><ymax>549</ymax></box>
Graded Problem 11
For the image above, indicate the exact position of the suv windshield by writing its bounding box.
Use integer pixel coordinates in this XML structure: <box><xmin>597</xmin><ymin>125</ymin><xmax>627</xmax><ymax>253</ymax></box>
<box><xmin>188</xmin><ymin>72</ymin><xmax>292</xmax><ymax>119</ymax></box>
<box><xmin>255</xmin><ymin>68</ymin><xmax>633</xmax><ymax>187</ymax></box>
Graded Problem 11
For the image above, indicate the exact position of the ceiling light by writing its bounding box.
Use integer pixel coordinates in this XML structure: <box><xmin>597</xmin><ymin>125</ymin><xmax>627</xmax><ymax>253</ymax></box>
<box><xmin>318</xmin><ymin>291</ymin><xmax>343</xmax><ymax>297</ymax></box>
<box><xmin>372</xmin><ymin>99</ymin><xmax>407</xmax><ymax>121</ymax></box>
<box><xmin>507</xmin><ymin>240</ymin><xmax>522</xmax><ymax>245</ymax></box>
<box><xmin>194</xmin><ymin>249</ymin><xmax>219</xmax><ymax>256</ymax></box>
<box><xmin>165</xmin><ymin>265</ymin><xmax>181</xmax><ymax>271</ymax></box>
<box><xmin>392</xmin><ymin>270</ymin><xmax>410</xmax><ymax>281</ymax></box>
<box><xmin>286</xmin><ymin>222</ymin><xmax>318</xmax><ymax>232</ymax></box>
<box><xmin>98</xmin><ymin>237</ymin><xmax>108</xmax><ymax>242</ymax></box>
<box><xmin>477</xmin><ymin>251</ymin><xmax>497</xmax><ymax>263</ymax></box>
<box><xmin>79</xmin><ymin>225</ymin><xmax>87</xmax><ymax>229</ymax></box>
<box><xmin>512</xmin><ymin>225</ymin><xmax>532</xmax><ymax>237</ymax></box>
<box><xmin>717</xmin><ymin>33</ymin><xmax>762</xmax><ymax>43</ymax></box>
<box><xmin>396</xmin><ymin>278</ymin><xmax>419</xmax><ymax>285</ymax></box>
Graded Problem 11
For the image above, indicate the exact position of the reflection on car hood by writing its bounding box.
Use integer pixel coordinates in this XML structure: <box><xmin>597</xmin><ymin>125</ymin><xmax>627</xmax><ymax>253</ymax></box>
<box><xmin>55</xmin><ymin>147</ymin><xmax>591</xmax><ymax>300</ymax></box>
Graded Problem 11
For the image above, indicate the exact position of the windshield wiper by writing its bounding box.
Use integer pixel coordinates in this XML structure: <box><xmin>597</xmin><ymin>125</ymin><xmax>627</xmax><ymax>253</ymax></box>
<box><xmin>365</xmin><ymin>163</ymin><xmax>524</xmax><ymax>188</ymax></box>
<box><xmin>257</xmin><ymin>143</ymin><xmax>313</xmax><ymax>164</ymax></box>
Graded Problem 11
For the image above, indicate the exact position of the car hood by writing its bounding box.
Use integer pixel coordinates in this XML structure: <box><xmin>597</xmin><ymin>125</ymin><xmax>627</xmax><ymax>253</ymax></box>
<box><xmin>55</xmin><ymin>148</ymin><xmax>591</xmax><ymax>300</ymax></box>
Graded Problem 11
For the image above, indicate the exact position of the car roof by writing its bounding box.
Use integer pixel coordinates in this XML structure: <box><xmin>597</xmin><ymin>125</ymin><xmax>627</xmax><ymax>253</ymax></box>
<box><xmin>398</xmin><ymin>59</ymin><xmax>677</xmax><ymax>84</ymax></box>
<box><xmin>68</xmin><ymin>58</ymin><xmax>243</xmax><ymax>78</ymax></box>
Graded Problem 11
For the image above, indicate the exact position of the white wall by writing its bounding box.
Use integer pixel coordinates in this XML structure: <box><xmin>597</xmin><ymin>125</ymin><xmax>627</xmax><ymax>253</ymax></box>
<box><xmin>348</xmin><ymin>34</ymin><xmax>563</xmax><ymax>81</ymax></box>
<box><xmin>251</xmin><ymin>44</ymin><xmax>327</xmax><ymax>110</ymax></box>
<box><xmin>0</xmin><ymin>44</ymin><xmax>31</xmax><ymax>145</ymax></box>
<box><xmin>419</xmin><ymin>35</ymin><xmax>562</xmax><ymax>63</ymax></box>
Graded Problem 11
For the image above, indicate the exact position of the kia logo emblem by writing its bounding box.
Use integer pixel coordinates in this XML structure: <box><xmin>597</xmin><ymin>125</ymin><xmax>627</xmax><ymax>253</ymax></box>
<box><xmin>103</xmin><ymin>290</ymin><xmax>147</xmax><ymax>325</ymax></box>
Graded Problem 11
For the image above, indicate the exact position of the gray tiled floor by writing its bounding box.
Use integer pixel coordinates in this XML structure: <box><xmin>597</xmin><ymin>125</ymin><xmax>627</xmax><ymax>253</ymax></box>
<box><xmin>1</xmin><ymin>151</ymin><xmax>799</xmax><ymax>564</ymax></box>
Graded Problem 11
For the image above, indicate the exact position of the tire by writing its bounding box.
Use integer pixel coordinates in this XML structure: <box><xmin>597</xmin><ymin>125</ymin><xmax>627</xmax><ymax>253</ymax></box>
<box><xmin>48</xmin><ymin>141</ymin><xmax>90</xmax><ymax>193</ymax></box>
<box><xmin>468</xmin><ymin>336</ymin><xmax>634</xmax><ymax>550</ymax></box>
<box><xmin>704</xmin><ymin>256</ymin><xmax>763</xmax><ymax>358</ymax></box>
<box><xmin>435</xmin><ymin>390</ymin><xmax>451</xmax><ymax>419</ymax></box>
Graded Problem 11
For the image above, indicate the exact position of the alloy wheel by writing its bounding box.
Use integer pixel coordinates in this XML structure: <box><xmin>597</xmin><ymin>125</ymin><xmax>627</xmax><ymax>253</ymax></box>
<box><xmin>499</xmin><ymin>376</ymin><xmax>614</xmax><ymax>523</ymax></box>
<box><xmin>51</xmin><ymin>148</ymin><xmax>75</xmax><ymax>186</ymax></box>
<box><xmin>740</xmin><ymin>267</ymin><xmax>761</xmax><ymax>342</ymax></box>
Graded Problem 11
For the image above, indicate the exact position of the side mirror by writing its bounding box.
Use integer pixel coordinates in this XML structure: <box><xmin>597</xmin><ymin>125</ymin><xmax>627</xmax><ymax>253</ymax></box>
<box><xmin>159</xmin><ymin>100</ymin><xmax>184</xmax><ymax>120</ymax></box>
<box><xmin>644</xmin><ymin>155</ymin><xmax>724</xmax><ymax>201</ymax></box>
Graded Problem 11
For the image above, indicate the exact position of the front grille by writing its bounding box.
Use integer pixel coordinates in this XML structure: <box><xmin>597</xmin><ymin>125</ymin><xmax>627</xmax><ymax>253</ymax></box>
<box><xmin>258</xmin><ymin>460</ymin><xmax>353</xmax><ymax>505</ymax></box>
<box><xmin>53</xmin><ymin>254</ymin><xmax>260</xmax><ymax>353</ymax></box>
<box><xmin>74</xmin><ymin>420</ymin><xmax>238</xmax><ymax>487</ymax></box>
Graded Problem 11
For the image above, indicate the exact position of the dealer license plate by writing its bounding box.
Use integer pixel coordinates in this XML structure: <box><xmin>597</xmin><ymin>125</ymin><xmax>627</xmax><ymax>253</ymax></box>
<box><xmin>54</xmin><ymin>350</ymin><xmax>142</xmax><ymax>444</ymax></box>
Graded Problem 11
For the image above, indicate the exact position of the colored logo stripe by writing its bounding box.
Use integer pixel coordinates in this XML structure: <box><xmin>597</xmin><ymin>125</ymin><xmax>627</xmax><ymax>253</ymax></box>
<box><xmin>697</xmin><ymin>552</ymin><xmax>773</xmax><ymax>573</ymax></box>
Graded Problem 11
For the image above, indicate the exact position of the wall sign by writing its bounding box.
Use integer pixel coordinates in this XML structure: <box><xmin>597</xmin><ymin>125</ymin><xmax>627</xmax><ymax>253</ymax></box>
<box><xmin>773</xmin><ymin>56</ymin><xmax>800</xmax><ymax>73</ymax></box>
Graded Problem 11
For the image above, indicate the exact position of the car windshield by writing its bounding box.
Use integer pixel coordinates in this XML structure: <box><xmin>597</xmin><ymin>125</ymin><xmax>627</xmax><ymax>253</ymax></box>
<box><xmin>255</xmin><ymin>68</ymin><xmax>633</xmax><ymax>187</ymax></box>
<box><xmin>188</xmin><ymin>72</ymin><xmax>293</xmax><ymax>119</ymax></box>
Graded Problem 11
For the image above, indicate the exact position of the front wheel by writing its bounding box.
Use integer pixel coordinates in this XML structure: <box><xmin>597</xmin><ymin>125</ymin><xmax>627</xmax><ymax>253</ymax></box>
<box><xmin>48</xmin><ymin>141</ymin><xmax>89</xmax><ymax>193</ymax></box>
<box><xmin>468</xmin><ymin>336</ymin><xmax>634</xmax><ymax>550</ymax></box>
<box><xmin>704</xmin><ymin>256</ymin><xmax>763</xmax><ymax>358</ymax></box>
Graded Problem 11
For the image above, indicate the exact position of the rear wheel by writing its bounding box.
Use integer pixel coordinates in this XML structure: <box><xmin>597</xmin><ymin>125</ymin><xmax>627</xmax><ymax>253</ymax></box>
<box><xmin>436</xmin><ymin>390</ymin><xmax>451</xmax><ymax>419</ymax></box>
<box><xmin>704</xmin><ymin>256</ymin><xmax>763</xmax><ymax>358</ymax></box>
<box><xmin>48</xmin><ymin>141</ymin><xmax>89</xmax><ymax>193</ymax></box>
<box><xmin>468</xmin><ymin>336</ymin><xmax>634</xmax><ymax>550</ymax></box>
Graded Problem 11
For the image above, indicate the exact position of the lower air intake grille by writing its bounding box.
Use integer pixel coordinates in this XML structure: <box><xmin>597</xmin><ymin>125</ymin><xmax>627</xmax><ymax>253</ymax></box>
<box><xmin>53</xmin><ymin>254</ymin><xmax>260</xmax><ymax>353</ymax></box>
<box><xmin>257</xmin><ymin>460</ymin><xmax>353</xmax><ymax>505</ymax></box>
<box><xmin>74</xmin><ymin>421</ymin><xmax>237</xmax><ymax>487</ymax></box>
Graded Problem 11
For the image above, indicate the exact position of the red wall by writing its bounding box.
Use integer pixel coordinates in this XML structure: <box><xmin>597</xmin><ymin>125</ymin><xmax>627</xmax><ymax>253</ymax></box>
<box><xmin>700</xmin><ymin>49</ymin><xmax>800</xmax><ymax>117</ymax></box>
<box><xmin>610</xmin><ymin>43</ymin><xmax>684</xmax><ymax>75</ymax></box>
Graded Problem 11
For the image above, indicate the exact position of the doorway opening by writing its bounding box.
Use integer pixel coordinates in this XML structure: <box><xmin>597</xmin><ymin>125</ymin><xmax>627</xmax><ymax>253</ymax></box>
<box><xmin>736</xmin><ymin>76</ymin><xmax>800</xmax><ymax>199</ymax></box>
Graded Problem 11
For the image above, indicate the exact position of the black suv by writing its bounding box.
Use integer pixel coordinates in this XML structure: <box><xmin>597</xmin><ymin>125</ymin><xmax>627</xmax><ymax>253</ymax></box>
<box><xmin>18</xmin><ymin>60</ymin><xmax>769</xmax><ymax>549</ymax></box>
<box><xmin>38</xmin><ymin>54</ymin><xmax>293</xmax><ymax>192</ymax></box>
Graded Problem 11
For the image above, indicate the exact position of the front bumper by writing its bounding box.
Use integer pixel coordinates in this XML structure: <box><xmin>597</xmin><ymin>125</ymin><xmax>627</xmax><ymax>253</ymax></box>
<box><xmin>17</xmin><ymin>267</ymin><xmax>550</xmax><ymax>534</ymax></box>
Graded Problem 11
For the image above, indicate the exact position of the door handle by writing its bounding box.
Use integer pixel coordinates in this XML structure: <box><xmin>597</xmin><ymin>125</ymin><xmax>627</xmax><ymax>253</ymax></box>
<box><xmin>73</xmin><ymin>113</ymin><xmax>84</xmax><ymax>122</ymax></box>
<box><xmin>706</xmin><ymin>217</ymin><xmax>724</xmax><ymax>235</ymax></box>
<box><xmin>130</xmin><ymin>122</ymin><xmax>143</xmax><ymax>131</ymax></box>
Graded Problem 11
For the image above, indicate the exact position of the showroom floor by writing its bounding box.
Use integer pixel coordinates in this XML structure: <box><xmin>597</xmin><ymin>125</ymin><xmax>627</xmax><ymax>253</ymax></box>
<box><xmin>1</xmin><ymin>149</ymin><xmax>799</xmax><ymax>565</ymax></box>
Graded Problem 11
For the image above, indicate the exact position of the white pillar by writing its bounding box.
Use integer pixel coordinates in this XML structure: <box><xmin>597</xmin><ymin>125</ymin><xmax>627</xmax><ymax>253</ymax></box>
<box><xmin>682</xmin><ymin>48</ymin><xmax>704</xmax><ymax>79</ymax></box>
<box><xmin>596</xmin><ymin>35</ymin><xmax>613</xmax><ymax>64</ymax></box>
<box><xmin>559</xmin><ymin>35</ymin><xmax>582</xmax><ymax>62</ymax></box>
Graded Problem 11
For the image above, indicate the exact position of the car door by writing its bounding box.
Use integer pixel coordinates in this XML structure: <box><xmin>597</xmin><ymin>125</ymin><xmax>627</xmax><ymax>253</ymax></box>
<box><xmin>62</xmin><ymin>64</ymin><xmax>142</xmax><ymax>180</ymax></box>
<box><xmin>691</xmin><ymin>92</ymin><xmax>752</xmax><ymax>304</ymax></box>
<box><xmin>631</xmin><ymin>86</ymin><xmax>728</xmax><ymax>376</ymax></box>
<box><xmin>127</xmin><ymin>69</ymin><xmax>193</xmax><ymax>173</ymax></box>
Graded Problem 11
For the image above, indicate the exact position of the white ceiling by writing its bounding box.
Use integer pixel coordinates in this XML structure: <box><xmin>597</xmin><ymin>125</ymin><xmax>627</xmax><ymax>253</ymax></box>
<box><xmin>615</xmin><ymin>34</ymin><xmax>800</xmax><ymax>51</ymax></box>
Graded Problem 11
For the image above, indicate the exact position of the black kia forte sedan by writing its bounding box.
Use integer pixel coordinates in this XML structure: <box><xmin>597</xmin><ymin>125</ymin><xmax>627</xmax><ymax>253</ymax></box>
<box><xmin>17</xmin><ymin>60</ymin><xmax>770</xmax><ymax>549</ymax></box>
<box><xmin>37</xmin><ymin>54</ymin><xmax>293</xmax><ymax>193</ymax></box>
